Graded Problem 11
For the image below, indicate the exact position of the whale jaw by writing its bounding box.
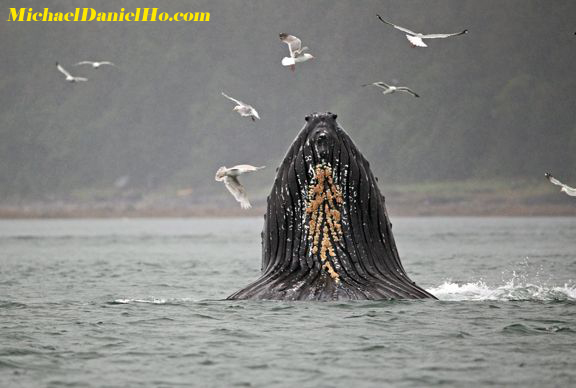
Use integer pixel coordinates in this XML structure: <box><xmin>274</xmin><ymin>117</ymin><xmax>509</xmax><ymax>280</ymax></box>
<box><xmin>228</xmin><ymin>112</ymin><xmax>436</xmax><ymax>301</ymax></box>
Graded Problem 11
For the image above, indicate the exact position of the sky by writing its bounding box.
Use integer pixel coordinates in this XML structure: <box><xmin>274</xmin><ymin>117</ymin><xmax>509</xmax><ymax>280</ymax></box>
<box><xmin>1</xmin><ymin>0</ymin><xmax>575</xmax><ymax>207</ymax></box>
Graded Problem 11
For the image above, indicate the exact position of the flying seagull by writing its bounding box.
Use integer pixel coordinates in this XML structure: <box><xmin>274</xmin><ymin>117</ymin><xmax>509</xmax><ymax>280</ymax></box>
<box><xmin>279</xmin><ymin>33</ymin><xmax>314</xmax><ymax>71</ymax></box>
<box><xmin>215</xmin><ymin>165</ymin><xmax>265</xmax><ymax>209</ymax></box>
<box><xmin>74</xmin><ymin>61</ymin><xmax>116</xmax><ymax>68</ymax></box>
<box><xmin>221</xmin><ymin>92</ymin><xmax>260</xmax><ymax>121</ymax></box>
<box><xmin>56</xmin><ymin>62</ymin><xmax>87</xmax><ymax>82</ymax></box>
<box><xmin>545</xmin><ymin>173</ymin><xmax>576</xmax><ymax>197</ymax></box>
<box><xmin>376</xmin><ymin>14</ymin><xmax>468</xmax><ymax>48</ymax></box>
<box><xmin>362</xmin><ymin>81</ymin><xmax>420</xmax><ymax>97</ymax></box>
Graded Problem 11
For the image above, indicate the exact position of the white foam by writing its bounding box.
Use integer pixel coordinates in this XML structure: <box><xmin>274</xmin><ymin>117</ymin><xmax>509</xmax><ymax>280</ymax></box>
<box><xmin>428</xmin><ymin>280</ymin><xmax>576</xmax><ymax>302</ymax></box>
<box><xmin>112</xmin><ymin>297</ymin><xmax>199</xmax><ymax>305</ymax></box>
<box><xmin>113</xmin><ymin>298</ymin><xmax>168</xmax><ymax>304</ymax></box>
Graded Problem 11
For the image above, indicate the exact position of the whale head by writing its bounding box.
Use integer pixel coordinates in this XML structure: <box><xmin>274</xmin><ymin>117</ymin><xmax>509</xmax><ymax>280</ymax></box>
<box><xmin>228</xmin><ymin>112</ymin><xmax>436</xmax><ymax>301</ymax></box>
<box><xmin>305</xmin><ymin>112</ymin><xmax>339</xmax><ymax>163</ymax></box>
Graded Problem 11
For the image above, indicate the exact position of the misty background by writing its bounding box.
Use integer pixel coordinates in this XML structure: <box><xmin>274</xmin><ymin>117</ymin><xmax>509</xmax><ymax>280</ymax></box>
<box><xmin>1</xmin><ymin>0</ymin><xmax>575</xmax><ymax>212</ymax></box>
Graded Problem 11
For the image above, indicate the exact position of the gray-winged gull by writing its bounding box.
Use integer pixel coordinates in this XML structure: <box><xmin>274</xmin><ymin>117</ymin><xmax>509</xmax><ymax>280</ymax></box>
<box><xmin>376</xmin><ymin>14</ymin><xmax>468</xmax><ymax>48</ymax></box>
<box><xmin>279</xmin><ymin>33</ymin><xmax>314</xmax><ymax>71</ymax></box>
<box><xmin>56</xmin><ymin>62</ymin><xmax>87</xmax><ymax>82</ymax></box>
<box><xmin>215</xmin><ymin>165</ymin><xmax>266</xmax><ymax>208</ymax></box>
<box><xmin>74</xmin><ymin>61</ymin><xmax>116</xmax><ymax>68</ymax></box>
<box><xmin>362</xmin><ymin>81</ymin><xmax>420</xmax><ymax>98</ymax></box>
<box><xmin>545</xmin><ymin>173</ymin><xmax>576</xmax><ymax>197</ymax></box>
<box><xmin>221</xmin><ymin>92</ymin><xmax>260</xmax><ymax>121</ymax></box>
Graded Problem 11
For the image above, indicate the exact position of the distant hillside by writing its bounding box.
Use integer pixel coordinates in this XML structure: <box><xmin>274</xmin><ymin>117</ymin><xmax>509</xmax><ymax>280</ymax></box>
<box><xmin>1</xmin><ymin>0</ymin><xmax>575</xmax><ymax>203</ymax></box>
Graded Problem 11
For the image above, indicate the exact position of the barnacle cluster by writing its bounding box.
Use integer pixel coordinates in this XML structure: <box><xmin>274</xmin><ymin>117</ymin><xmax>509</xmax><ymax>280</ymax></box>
<box><xmin>305</xmin><ymin>164</ymin><xmax>344</xmax><ymax>283</ymax></box>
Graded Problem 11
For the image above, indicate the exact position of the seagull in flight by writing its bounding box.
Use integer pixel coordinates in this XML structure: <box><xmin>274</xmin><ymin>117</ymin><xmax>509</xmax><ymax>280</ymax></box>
<box><xmin>279</xmin><ymin>33</ymin><xmax>314</xmax><ymax>71</ymax></box>
<box><xmin>362</xmin><ymin>81</ymin><xmax>420</xmax><ymax>98</ymax></box>
<box><xmin>215</xmin><ymin>165</ymin><xmax>265</xmax><ymax>209</ymax></box>
<box><xmin>221</xmin><ymin>92</ymin><xmax>260</xmax><ymax>121</ymax></box>
<box><xmin>56</xmin><ymin>62</ymin><xmax>87</xmax><ymax>82</ymax></box>
<box><xmin>545</xmin><ymin>173</ymin><xmax>576</xmax><ymax>197</ymax></box>
<box><xmin>376</xmin><ymin>14</ymin><xmax>468</xmax><ymax>48</ymax></box>
<box><xmin>74</xmin><ymin>61</ymin><xmax>116</xmax><ymax>68</ymax></box>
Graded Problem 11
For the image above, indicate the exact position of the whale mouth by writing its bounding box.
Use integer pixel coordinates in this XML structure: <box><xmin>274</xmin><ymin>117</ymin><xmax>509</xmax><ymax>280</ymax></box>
<box><xmin>312</xmin><ymin>128</ymin><xmax>331</xmax><ymax>161</ymax></box>
<box><xmin>228</xmin><ymin>112</ymin><xmax>436</xmax><ymax>301</ymax></box>
<box><xmin>308</xmin><ymin>113</ymin><xmax>338</xmax><ymax>163</ymax></box>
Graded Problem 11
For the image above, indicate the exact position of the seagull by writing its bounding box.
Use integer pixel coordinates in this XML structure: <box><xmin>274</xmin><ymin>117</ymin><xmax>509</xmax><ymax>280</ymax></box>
<box><xmin>221</xmin><ymin>92</ymin><xmax>260</xmax><ymax>121</ymax></box>
<box><xmin>56</xmin><ymin>62</ymin><xmax>87</xmax><ymax>83</ymax></box>
<box><xmin>362</xmin><ymin>81</ymin><xmax>420</xmax><ymax>98</ymax></box>
<box><xmin>215</xmin><ymin>165</ymin><xmax>265</xmax><ymax>209</ymax></box>
<box><xmin>279</xmin><ymin>33</ymin><xmax>314</xmax><ymax>71</ymax></box>
<box><xmin>376</xmin><ymin>14</ymin><xmax>468</xmax><ymax>48</ymax></box>
<box><xmin>545</xmin><ymin>173</ymin><xmax>576</xmax><ymax>197</ymax></box>
<box><xmin>74</xmin><ymin>61</ymin><xmax>116</xmax><ymax>68</ymax></box>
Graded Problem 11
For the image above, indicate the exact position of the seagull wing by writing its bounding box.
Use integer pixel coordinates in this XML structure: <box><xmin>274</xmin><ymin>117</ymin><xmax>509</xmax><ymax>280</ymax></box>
<box><xmin>376</xmin><ymin>15</ymin><xmax>418</xmax><ymax>35</ymax></box>
<box><xmin>546</xmin><ymin>173</ymin><xmax>565</xmax><ymax>188</ymax></box>
<box><xmin>221</xmin><ymin>92</ymin><xmax>245</xmax><ymax>106</ymax></box>
<box><xmin>297</xmin><ymin>46</ymin><xmax>309</xmax><ymax>55</ymax></box>
<box><xmin>546</xmin><ymin>173</ymin><xmax>576</xmax><ymax>196</ymax></box>
<box><xmin>406</xmin><ymin>35</ymin><xmax>428</xmax><ymax>47</ymax></box>
<box><xmin>230</xmin><ymin>165</ymin><xmax>266</xmax><ymax>175</ymax></box>
<box><xmin>56</xmin><ymin>63</ymin><xmax>72</xmax><ymax>78</ymax></box>
<box><xmin>421</xmin><ymin>31</ymin><xmax>467</xmax><ymax>39</ymax></box>
<box><xmin>361</xmin><ymin>82</ymin><xmax>391</xmax><ymax>91</ymax></box>
<box><xmin>374</xmin><ymin>82</ymin><xmax>392</xmax><ymax>90</ymax></box>
<box><xmin>396</xmin><ymin>87</ymin><xmax>420</xmax><ymax>97</ymax></box>
<box><xmin>565</xmin><ymin>187</ymin><xmax>576</xmax><ymax>196</ymax></box>
<box><xmin>223</xmin><ymin>176</ymin><xmax>251</xmax><ymax>209</ymax></box>
<box><xmin>281</xmin><ymin>34</ymin><xmax>302</xmax><ymax>57</ymax></box>
<box><xmin>74</xmin><ymin>61</ymin><xmax>94</xmax><ymax>66</ymax></box>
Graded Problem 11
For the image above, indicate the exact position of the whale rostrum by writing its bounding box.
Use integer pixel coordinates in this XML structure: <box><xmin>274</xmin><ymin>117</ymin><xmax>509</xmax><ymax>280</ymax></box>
<box><xmin>228</xmin><ymin>112</ymin><xmax>436</xmax><ymax>301</ymax></box>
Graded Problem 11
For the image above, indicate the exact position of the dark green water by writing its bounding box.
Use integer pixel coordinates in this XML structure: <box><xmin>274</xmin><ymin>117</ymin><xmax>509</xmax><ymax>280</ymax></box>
<box><xmin>1</xmin><ymin>218</ymin><xmax>575</xmax><ymax>387</ymax></box>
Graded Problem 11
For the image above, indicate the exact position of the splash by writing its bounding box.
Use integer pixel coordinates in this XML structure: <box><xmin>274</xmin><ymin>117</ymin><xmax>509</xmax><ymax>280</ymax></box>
<box><xmin>110</xmin><ymin>297</ymin><xmax>195</xmax><ymax>305</ymax></box>
<box><xmin>429</xmin><ymin>258</ymin><xmax>576</xmax><ymax>302</ymax></box>
<box><xmin>112</xmin><ymin>298</ymin><xmax>168</xmax><ymax>304</ymax></box>
<box><xmin>428</xmin><ymin>280</ymin><xmax>576</xmax><ymax>302</ymax></box>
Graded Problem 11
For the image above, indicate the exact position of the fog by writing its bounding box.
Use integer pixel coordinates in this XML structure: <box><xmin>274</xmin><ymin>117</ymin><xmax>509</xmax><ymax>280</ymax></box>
<box><xmin>1</xmin><ymin>0</ymin><xmax>575</xmax><ymax>211</ymax></box>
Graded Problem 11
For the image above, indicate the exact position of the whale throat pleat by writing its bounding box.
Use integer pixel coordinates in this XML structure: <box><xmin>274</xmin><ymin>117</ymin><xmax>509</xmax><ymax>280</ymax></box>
<box><xmin>228</xmin><ymin>113</ymin><xmax>436</xmax><ymax>301</ymax></box>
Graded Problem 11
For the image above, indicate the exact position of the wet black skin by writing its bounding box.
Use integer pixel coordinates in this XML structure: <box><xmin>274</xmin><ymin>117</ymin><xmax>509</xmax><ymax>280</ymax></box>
<box><xmin>228</xmin><ymin>112</ymin><xmax>436</xmax><ymax>301</ymax></box>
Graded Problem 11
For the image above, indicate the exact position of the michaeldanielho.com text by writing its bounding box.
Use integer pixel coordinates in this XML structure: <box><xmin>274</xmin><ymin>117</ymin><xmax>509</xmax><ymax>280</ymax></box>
<box><xmin>7</xmin><ymin>8</ymin><xmax>210</xmax><ymax>22</ymax></box>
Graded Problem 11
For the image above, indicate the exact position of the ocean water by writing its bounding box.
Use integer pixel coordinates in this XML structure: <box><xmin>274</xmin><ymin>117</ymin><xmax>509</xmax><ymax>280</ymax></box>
<box><xmin>0</xmin><ymin>217</ymin><xmax>575</xmax><ymax>387</ymax></box>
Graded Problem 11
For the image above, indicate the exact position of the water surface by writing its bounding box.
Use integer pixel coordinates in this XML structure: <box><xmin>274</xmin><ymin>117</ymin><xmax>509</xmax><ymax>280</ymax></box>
<box><xmin>1</xmin><ymin>218</ymin><xmax>575</xmax><ymax>387</ymax></box>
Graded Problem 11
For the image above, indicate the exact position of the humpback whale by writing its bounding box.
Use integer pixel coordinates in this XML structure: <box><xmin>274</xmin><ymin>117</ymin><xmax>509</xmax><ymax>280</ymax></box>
<box><xmin>228</xmin><ymin>112</ymin><xmax>436</xmax><ymax>301</ymax></box>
